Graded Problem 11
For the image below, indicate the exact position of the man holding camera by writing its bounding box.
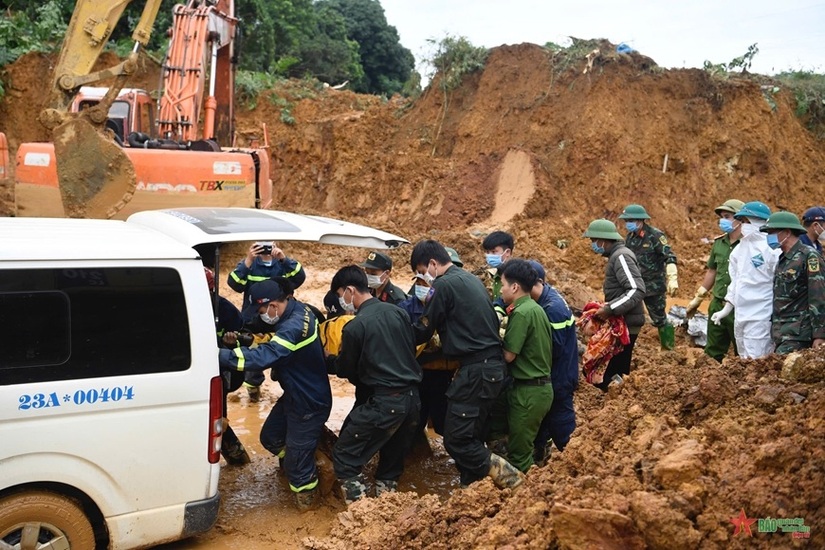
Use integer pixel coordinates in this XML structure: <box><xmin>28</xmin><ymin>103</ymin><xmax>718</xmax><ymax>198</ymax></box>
<box><xmin>227</xmin><ymin>241</ymin><xmax>307</xmax><ymax>401</ymax></box>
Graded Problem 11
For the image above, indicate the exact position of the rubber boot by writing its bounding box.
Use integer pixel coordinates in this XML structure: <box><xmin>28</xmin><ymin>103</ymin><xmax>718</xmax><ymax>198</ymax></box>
<box><xmin>487</xmin><ymin>453</ymin><xmax>525</xmax><ymax>490</ymax></box>
<box><xmin>220</xmin><ymin>422</ymin><xmax>251</xmax><ymax>465</ymax></box>
<box><xmin>340</xmin><ymin>474</ymin><xmax>368</xmax><ymax>504</ymax></box>
<box><xmin>658</xmin><ymin>324</ymin><xmax>675</xmax><ymax>350</ymax></box>
<box><xmin>294</xmin><ymin>487</ymin><xmax>318</xmax><ymax>512</ymax></box>
<box><xmin>374</xmin><ymin>479</ymin><xmax>398</xmax><ymax>497</ymax></box>
<box><xmin>246</xmin><ymin>384</ymin><xmax>261</xmax><ymax>403</ymax></box>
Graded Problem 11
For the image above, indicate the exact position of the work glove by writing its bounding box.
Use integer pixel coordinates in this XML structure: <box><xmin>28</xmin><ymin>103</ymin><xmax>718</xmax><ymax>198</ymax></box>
<box><xmin>666</xmin><ymin>263</ymin><xmax>679</xmax><ymax>297</ymax></box>
<box><xmin>710</xmin><ymin>302</ymin><xmax>734</xmax><ymax>325</ymax></box>
<box><xmin>685</xmin><ymin>286</ymin><xmax>708</xmax><ymax>319</ymax></box>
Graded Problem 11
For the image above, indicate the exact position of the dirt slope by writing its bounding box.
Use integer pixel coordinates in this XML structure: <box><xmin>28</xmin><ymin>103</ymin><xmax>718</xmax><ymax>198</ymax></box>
<box><xmin>2</xmin><ymin>41</ymin><xmax>824</xmax><ymax>549</ymax></box>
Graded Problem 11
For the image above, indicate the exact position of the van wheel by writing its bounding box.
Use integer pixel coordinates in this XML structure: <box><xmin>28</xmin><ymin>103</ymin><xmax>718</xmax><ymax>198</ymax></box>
<box><xmin>0</xmin><ymin>490</ymin><xmax>95</xmax><ymax>550</ymax></box>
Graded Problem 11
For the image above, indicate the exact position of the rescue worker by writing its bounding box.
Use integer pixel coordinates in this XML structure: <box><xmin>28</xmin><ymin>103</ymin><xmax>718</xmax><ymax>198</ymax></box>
<box><xmin>398</xmin><ymin>273</ymin><xmax>457</xmax><ymax>437</ymax></box>
<box><xmin>760</xmin><ymin>212</ymin><xmax>825</xmax><ymax>353</ymax></box>
<box><xmin>218</xmin><ymin>280</ymin><xmax>331</xmax><ymax>511</ymax></box>
<box><xmin>326</xmin><ymin>266</ymin><xmax>422</xmax><ymax>503</ymax></box>
<box><xmin>227</xmin><ymin>241</ymin><xmax>307</xmax><ymax>402</ymax></box>
<box><xmin>526</xmin><ymin>260</ymin><xmax>578</xmax><ymax>462</ymax></box>
<box><xmin>203</xmin><ymin>267</ymin><xmax>250</xmax><ymax>465</ymax></box>
<box><xmin>481</xmin><ymin>231</ymin><xmax>515</xmax><ymax>298</ymax></box>
<box><xmin>618</xmin><ymin>204</ymin><xmax>678</xmax><ymax>350</ymax></box>
<box><xmin>800</xmin><ymin>206</ymin><xmax>825</xmax><ymax>254</ymax></box>
<box><xmin>685</xmin><ymin>199</ymin><xmax>745</xmax><ymax>362</ymax></box>
<box><xmin>359</xmin><ymin>251</ymin><xmax>408</xmax><ymax>304</ymax></box>
<box><xmin>583</xmin><ymin>219</ymin><xmax>646</xmax><ymax>391</ymax></box>
<box><xmin>711</xmin><ymin>201</ymin><xmax>778</xmax><ymax>359</ymax></box>
<box><xmin>498</xmin><ymin>259</ymin><xmax>554</xmax><ymax>472</ymax></box>
<box><xmin>410</xmin><ymin>240</ymin><xmax>524</xmax><ymax>490</ymax></box>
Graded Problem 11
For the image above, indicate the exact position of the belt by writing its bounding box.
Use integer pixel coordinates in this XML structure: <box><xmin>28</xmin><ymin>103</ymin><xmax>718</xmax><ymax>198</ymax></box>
<box><xmin>513</xmin><ymin>376</ymin><xmax>551</xmax><ymax>386</ymax></box>
<box><xmin>458</xmin><ymin>347</ymin><xmax>503</xmax><ymax>367</ymax></box>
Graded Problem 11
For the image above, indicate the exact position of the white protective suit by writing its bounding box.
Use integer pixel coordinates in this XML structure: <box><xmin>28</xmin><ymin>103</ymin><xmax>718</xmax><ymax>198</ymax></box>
<box><xmin>722</xmin><ymin>222</ymin><xmax>780</xmax><ymax>358</ymax></box>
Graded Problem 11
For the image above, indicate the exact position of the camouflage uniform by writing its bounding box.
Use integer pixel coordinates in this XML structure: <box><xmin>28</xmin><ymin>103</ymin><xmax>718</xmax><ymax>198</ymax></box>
<box><xmin>771</xmin><ymin>240</ymin><xmax>825</xmax><ymax>354</ymax></box>
<box><xmin>625</xmin><ymin>225</ymin><xmax>677</xmax><ymax>327</ymax></box>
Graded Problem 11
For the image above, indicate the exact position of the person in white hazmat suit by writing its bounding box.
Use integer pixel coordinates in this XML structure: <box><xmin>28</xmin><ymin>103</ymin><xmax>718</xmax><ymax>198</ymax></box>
<box><xmin>711</xmin><ymin>201</ymin><xmax>780</xmax><ymax>358</ymax></box>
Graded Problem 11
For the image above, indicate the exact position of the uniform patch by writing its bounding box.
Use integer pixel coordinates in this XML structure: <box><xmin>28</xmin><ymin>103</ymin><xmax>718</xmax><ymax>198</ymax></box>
<box><xmin>751</xmin><ymin>253</ymin><xmax>765</xmax><ymax>268</ymax></box>
<box><xmin>659</xmin><ymin>235</ymin><xmax>668</xmax><ymax>246</ymax></box>
<box><xmin>809</xmin><ymin>256</ymin><xmax>821</xmax><ymax>273</ymax></box>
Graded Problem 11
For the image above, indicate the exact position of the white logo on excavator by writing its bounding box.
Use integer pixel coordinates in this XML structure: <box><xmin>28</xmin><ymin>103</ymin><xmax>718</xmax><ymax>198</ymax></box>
<box><xmin>136</xmin><ymin>182</ymin><xmax>199</xmax><ymax>192</ymax></box>
<box><xmin>24</xmin><ymin>152</ymin><xmax>51</xmax><ymax>167</ymax></box>
<box><xmin>213</xmin><ymin>161</ymin><xmax>242</xmax><ymax>175</ymax></box>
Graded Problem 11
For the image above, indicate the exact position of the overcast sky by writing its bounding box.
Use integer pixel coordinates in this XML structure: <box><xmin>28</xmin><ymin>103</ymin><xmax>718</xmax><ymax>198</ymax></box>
<box><xmin>380</xmin><ymin>0</ymin><xmax>825</xmax><ymax>79</ymax></box>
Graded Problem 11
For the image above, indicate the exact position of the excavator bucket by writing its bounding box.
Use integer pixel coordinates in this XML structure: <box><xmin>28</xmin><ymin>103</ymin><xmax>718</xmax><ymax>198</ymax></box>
<box><xmin>52</xmin><ymin>116</ymin><xmax>136</xmax><ymax>218</ymax></box>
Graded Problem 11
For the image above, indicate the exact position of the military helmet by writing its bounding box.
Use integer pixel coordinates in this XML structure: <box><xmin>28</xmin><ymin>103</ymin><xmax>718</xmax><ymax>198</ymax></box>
<box><xmin>802</xmin><ymin>206</ymin><xmax>825</xmax><ymax>224</ymax></box>
<box><xmin>760</xmin><ymin>211</ymin><xmax>807</xmax><ymax>235</ymax></box>
<box><xmin>444</xmin><ymin>246</ymin><xmax>463</xmax><ymax>267</ymax></box>
<box><xmin>734</xmin><ymin>201</ymin><xmax>771</xmax><ymax>221</ymax></box>
<box><xmin>583</xmin><ymin>219</ymin><xmax>624</xmax><ymax>241</ymax></box>
<box><xmin>618</xmin><ymin>204</ymin><xmax>651</xmax><ymax>220</ymax></box>
<box><xmin>714</xmin><ymin>199</ymin><xmax>745</xmax><ymax>215</ymax></box>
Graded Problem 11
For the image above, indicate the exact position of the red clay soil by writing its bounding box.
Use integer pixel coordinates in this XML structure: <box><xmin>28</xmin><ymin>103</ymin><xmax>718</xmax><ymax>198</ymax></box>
<box><xmin>2</xmin><ymin>40</ymin><xmax>823</xmax><ymax>549</ymax></box>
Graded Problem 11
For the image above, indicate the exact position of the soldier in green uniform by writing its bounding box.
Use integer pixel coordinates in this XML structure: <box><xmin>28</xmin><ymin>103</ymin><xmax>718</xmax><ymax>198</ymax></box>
<box><xmin>619</xmin><ymin>204</ymin><xmax>679</xmax><ymax>349</ymax></box>
<box><xmin>499</xmin><ymin>259</ymin><xmax>554</xmax><ymax>472</ymax></box>
<box><xmin>359</xmin><ymin>251</ymin><xmax>408</xmax><ymax>305</ymax></box>
<box><xmin>686</xmin><ymin>199</ymin><xmax>744</xmax><ymax>361</ymax></box>
<box><xmin>760</xmin><ymin>212</ymin><xmax>825</xmax><ymax>353</ymax></box>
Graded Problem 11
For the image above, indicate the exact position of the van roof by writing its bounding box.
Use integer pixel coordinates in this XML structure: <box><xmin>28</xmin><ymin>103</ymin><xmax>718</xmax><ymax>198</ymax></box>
<box><xmin>0</xmin><ymin>217</ymin><xmax>199</xmax><ymax>262</ymax></box>
<box><xmin>1</xmin><ymin>208</ymin><xmax>409</xmax><ymax>262</ymax></box>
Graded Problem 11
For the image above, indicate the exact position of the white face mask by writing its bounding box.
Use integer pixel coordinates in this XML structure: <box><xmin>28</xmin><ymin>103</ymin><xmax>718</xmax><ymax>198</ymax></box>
<box><xmin>741</xmin><ymin>223</ymin><xmax>759</xmax><ymax>237</ymax></box>
<box><xmin>260</xmin><ymin>306</ymin><xmax>279</xmax><ymax>325</ymax></box>
<box><xmin>414</xmin><ymin>284</ymin><xmax>431</xmax><ymax>303</ymax></box>
<box><xmin>366</xmin><ymin>273</ymin><xmax>385</xmax><ymax>289</ymax></box>
<box><xmin>260</xmin><ymin>259</ymin><xmax>273</xmax><ymax>267</ymax></box>
<box><xmin>338</xmin><ymin>288</ymin><xmax>356</xmax><ymax>313</ymax></box>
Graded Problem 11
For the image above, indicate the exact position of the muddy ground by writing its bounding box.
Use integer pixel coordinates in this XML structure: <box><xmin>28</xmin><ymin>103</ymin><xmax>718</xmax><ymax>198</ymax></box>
<box><xmin>1</xmin><ymin>40</ymin><xmax>824</xmax><ymax>548</ymax></box>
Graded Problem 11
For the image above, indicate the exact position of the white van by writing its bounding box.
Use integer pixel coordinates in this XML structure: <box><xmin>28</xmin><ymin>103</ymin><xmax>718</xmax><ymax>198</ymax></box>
<box><xmin>0</xmin><ymin>208</ymin><xmax>407</xmax><ymax>549</ymax></box>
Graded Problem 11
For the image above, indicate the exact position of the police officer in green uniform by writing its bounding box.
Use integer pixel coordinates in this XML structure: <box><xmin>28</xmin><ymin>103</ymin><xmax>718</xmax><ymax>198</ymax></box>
<box><xmin>326</xmin><ymin>266</ymin><xmax>422</xmax><ymax>503</ymax></box>
<box><xmin>760</xmin><ymin>212</ymin><xmax>825</xmax><ymax>353</ymax></box>
<box><xmin>359</xmin><ymin>251</ymin><xmax>408</xmax><ymax>304</ymax></box>
<box><xmin>499</xmin><ymin>259</ymin><xmax>554</xmax><ymax>472</ymax></box>
<box><xmin>619</xmin><ymin>204</ymin><xmax>679</xmax><ymax>349</ymax></box>
<box><xmin>410</xmin><ymin>240</ymin><xmax>524</xmax><ymax>490</ymax></box>
<box><xmin>686</xmin><ymin>199</ymin><xmax>744</xmax><ymax>361</ymax></box>
<box><xmin>481</xmin><ymin>231</ymin><xmax>515</xmax><ymax>299</ymax></box>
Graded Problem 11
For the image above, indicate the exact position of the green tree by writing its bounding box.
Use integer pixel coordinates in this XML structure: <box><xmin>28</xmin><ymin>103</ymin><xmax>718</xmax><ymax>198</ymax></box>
<box><xmin>322</xmin><ymin>0</ymin><xmax>414</xmax><ymax>95</ymax></box>
<box><xmin>291</xmin><ymin>4</ymin><xmax>364</xmax><ymax>84</ymax></box>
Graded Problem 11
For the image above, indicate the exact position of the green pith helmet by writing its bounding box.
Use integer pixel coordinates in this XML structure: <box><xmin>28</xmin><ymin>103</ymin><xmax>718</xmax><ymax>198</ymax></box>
<box><xmin>714</xmin><ymin>199</ymin><xmax>745</xmax><ymax>215</ymax></box>
<box><xmin>583</xmin><ymin>219</ymin><xmax>624</xmax><ymax>241</ymax></box>
<box><xmin>618</xmin><ymin>204</ymin><xmax>651</xmax><ymax>220</ymax></box>
<box><xmin>445</xmin><ymin>246</ymin><xmax>463</xmax><ymax>267</ymax></box>
<box><xmin>759</xmin><ymin>211</ymin><xmax>807</xmax><ymax>234</ymax></box>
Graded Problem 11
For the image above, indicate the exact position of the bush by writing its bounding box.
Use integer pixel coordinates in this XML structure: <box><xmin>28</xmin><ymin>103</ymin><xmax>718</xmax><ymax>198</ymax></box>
<box><xmin>774</xmin><ymin>70</ymin><xmax>825</xmax><ymax>140</ymax></box>
<box><xmin>235</xmin><ymin>70</ymin><xmax>280</xmax><ymax>109</ymax></box>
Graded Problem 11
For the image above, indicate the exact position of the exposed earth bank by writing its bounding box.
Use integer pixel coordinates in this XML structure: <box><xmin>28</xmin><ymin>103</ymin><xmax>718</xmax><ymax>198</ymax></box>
<box><xmin>2</xmin><ymin>41</ymin><xmax>824</xmax><ymax>548</ymax></box>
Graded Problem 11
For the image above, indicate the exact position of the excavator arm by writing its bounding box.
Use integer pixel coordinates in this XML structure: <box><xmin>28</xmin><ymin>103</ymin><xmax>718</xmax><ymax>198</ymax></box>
<box><xmin>41</xmin><ymin>0</ymin><xmax>163</xmax><ymax>218</ymax></box>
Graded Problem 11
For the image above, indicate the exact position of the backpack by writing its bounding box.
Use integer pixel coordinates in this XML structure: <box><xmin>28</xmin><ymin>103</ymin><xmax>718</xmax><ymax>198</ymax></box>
<box><xmin>319</xmin><ymin>314</ymin><xmax>355</xmax><ymax>356</ymax></box>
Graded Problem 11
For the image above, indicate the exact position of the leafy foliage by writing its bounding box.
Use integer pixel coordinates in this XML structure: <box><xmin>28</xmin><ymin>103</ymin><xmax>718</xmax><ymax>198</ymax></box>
<box><xmin>0</xmin><ymin>1</ymin><xmax>67</xmax><ymax>66</ymax></box>
<box><xmin>703</xmin><ymin>43</ymin><xmax>760</xmax><ymax>76</ymax></box>
<box><xmin>235</xmin><ymin>70</ymin><xmax>280</xmax><ymax>109</ymax></box>
<box><xmin>774</xmin><ymin>70</ymin><xmax>825</xmax><ymax>140</ymax></box>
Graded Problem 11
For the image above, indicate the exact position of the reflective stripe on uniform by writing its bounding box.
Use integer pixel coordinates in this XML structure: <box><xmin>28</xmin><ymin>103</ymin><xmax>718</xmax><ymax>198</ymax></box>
<box><xmin>283</xmin><ymin>261</ymin><xmax>303</xmax><ymax>278</ymax></box>
<box><xmin>611</xmin><ymin>254</ymin><xmax>641</xmax><ymax>310</ymax></box>
<box><xmin>232</xmin><ymin>347</ymin><xmax>246</xmax><ymax>371</ymax></box>
<box><xmin>290</xmin><ymin>478</ymin><xmax>318</xmax><ymax>493</ymax></box>
<box><xmin>549</xmin><ymin>315</ymin><xmax>575</xmax><ymax>331</ymax></box>
<box><xmin>273</xmin><ymin>323</ymin><xmax>319</xmax><ymax>352</ymax></box>
<box><xmin>229</xmin><ymin>271</ymin><xmax>247</xmax><ymax>286</ymax></box>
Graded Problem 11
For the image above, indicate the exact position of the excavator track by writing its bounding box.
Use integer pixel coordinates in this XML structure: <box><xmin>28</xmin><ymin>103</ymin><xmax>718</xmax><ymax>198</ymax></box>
<box><xmin>53</xmin><ymin>116</ymin><xmax>136</xmax><ymax>219</ymax></box>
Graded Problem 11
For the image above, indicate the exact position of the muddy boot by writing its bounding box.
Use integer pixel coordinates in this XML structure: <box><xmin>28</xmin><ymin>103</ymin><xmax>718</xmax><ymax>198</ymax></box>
<box><xmin>247</xmin><ymin>384</ymin><xmax>261</xmax><ymax>403</ymax></box>
<box><xmin>658</xmin><ymin>324</ymin><xmax>675</xmax><ymax>350</ymax></box>
<box><xmin>532</xmin><ymin>439</ymin><xmax>552</xmax><ymax>468</ymax></box>
<box><xmin>294</xmin><ymin>487</ymin><xmax>318</xmax><ymax>512</ymax></box>
<box><xmin>374</xmin><ymin>479</ymin><xmax>398</xmax><ymax>497</ymax></box>
<box><xmin>340</xmin><ymin>474</ymin><xmax>368</xmax><ymax>504</ymax></box>
<box><xmin>221</xmin><ymin>423</ymin><xmax>251</xmax><ymax>465</ymax></box>
<box><xmin>487</xmin><ymin>453</ymin><xmax>525</xmax><ymax>490</ymax></box>
<box><xmin>315</xmin><ymin>450</ymin><xmax>337</xmax><ymax>496</ymax></box>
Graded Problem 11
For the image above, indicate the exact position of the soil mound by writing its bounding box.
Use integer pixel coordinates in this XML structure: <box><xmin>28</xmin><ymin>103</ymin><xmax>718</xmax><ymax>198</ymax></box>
<box><xmin>307</xmin><ymin>346</ymin><xmax>825</xmax><ymax>549</ymax></box>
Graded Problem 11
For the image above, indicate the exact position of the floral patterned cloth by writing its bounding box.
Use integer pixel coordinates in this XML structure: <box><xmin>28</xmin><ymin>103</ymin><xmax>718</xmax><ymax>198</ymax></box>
<box><xmin>576</xmin><ymin>301</ymin><xmax>631</xmax><ymax>384</ymax></box>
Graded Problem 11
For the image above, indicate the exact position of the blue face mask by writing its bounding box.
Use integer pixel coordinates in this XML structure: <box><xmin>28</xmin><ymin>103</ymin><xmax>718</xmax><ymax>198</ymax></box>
<box><xmin>591</xmin><ymin>241</ymin><xmax>605</xmax><ymax>255</ymax></box>
<box><xmin>719</xmin><ymin>218</ymin><xmax>735</xmax><ymax>234</ymax></box>
<box><xmin>485</xmin><ymin>253</ymin><xmax>503</xmax><ymax>268</ymax></box>
<box><xmin>766</xmin><ymin>233</ymin><xmax>782</xmax><ymax>250</ymax></box>
<box><xmin>414</xmin><ymin>284</ymin><xmax>432</xmax><ymax>303</ymax></box>
<box><xmin>625</xmin><ymin>222</ymin><xmax>639</xmax><ymax>233</ymax></box>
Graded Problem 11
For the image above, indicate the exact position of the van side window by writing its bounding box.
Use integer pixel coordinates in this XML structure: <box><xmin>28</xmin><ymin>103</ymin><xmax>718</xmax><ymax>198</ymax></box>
<box><xmin>0</xmin><ymin>267</ymin><xmax>191</xmax><ymax>385</ymax></box>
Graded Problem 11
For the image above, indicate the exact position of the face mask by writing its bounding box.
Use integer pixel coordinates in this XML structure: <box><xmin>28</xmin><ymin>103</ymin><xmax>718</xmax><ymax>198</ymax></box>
<box><xmin>485</xmin><ymin>254</ymin><xmax>503</xmax><ymax>268</ymax></box>
<box><xmin>625</xmin><ymin>222</ymin><xmax>639</xmax><ymax>233</ymax></box>
<box><xmin>766</xmin><ymin>234</ymin><xmax>781</xmax><ymax>250</ymax></box>
<box><xmin>750</xmin><ymin>219</ymin><xmax>766</xmax><ymax>229</ymax></box>
<box><xmin>414</xmin><ymin>284</ymin><xmax>432</xmax><ymax>303</ymax></box>
<box><xmin>422</xmin><ymin>264</ymin><xmax>437</xmax><ymax>284</ymax></box>
<box><xmin>741</xmin><ymin>223</ymin><xmax>758</xmax><ymax>237</ymax></box>
<box><xmin>591</xmin><ymin>241</ymin><xmax>605</xmax><ymax>255</ymax></box>
<box><xmin>260</xmin><ymin>259</ymin><xmax>273</xmax><ymax>267</ymax></box>
<box><xmin>338</xmin><ymin>289</ymin><xmax>356</xmax><ymax>313</ymax></box>
<box><xmin>719</xmin><ymin>219</ymin><xmax>735</xmax><ymax>233</ymax></box>
<box><xmin>366</xmin><ymin>274</ymin><xmax>384</xmax><ymax>289</ymax></box>
<box><xmin>260</xmin><ymin>306</ymin><xmax>279</xmax><ymax>325</ymax></box>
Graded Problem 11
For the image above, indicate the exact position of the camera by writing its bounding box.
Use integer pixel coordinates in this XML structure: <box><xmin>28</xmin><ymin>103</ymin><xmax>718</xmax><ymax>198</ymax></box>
<box><xmin>255</xmin><ymin>242</ymin><xmax>273</xmax><ymax>255</ymax></box>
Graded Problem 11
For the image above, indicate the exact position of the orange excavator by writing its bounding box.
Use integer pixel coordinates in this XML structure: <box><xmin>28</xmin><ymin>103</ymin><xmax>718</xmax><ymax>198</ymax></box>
<box><xmin>7</xmin><ymin>0</ymin><xmax>272</xmax><ymax>219</ymax></box>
